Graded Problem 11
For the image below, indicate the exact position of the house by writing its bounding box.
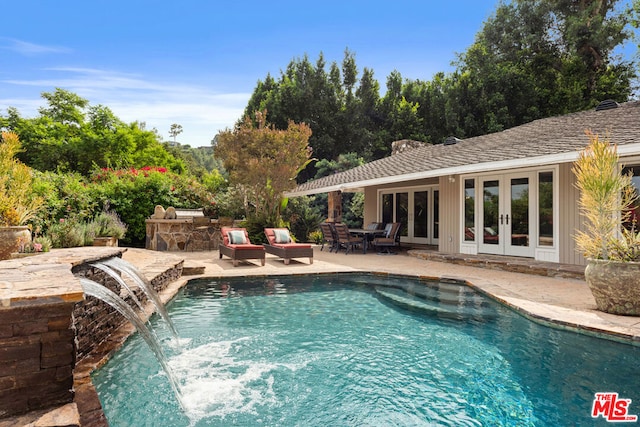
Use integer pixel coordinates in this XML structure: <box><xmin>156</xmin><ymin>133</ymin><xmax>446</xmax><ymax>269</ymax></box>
<box><xmin>286</xmin><ymin>100</ymin><xmax>640</xmax><ymax>266</ymax></box>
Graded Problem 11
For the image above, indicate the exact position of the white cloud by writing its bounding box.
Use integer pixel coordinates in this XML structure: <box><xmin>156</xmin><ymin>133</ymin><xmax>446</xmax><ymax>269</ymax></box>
<box><xmin>0</xmin><ymin>38</ymin><xmax>72</xmax><ymax>56</ymax></box>
<box><xmin>1</xmin><ymin>67</ymin><xmax>249</xmax><ymax>146</ymax></box>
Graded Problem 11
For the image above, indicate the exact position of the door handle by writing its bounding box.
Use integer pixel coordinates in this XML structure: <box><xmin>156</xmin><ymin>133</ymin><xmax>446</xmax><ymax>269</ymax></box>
<box><xmin>505</xmin><ymin>214</ymin><xmax>509</xmax><ymax>225</ymax></box>
<box><xmin>500</xmin><ymin>214</ymin><xmax>504</xmax><ymax>225</ymax></box>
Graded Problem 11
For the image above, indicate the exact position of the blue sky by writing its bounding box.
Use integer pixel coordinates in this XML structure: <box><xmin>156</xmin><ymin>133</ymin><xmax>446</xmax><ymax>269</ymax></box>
<box><xmin>1</xmin><ymin>1</ymin><xmax>637</xmax><ymax>147</ymax></box>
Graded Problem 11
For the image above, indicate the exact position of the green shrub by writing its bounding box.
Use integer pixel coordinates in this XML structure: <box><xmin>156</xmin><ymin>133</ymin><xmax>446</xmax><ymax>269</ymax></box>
<box><xmin>30</xmin><ymin>170</ymin><xmax>98</xmax><ymax>237</ymax></box>
<box><xmin>92</xmin><ymin>210</ymin><xmax>127</xmax><ymax>239</ymax></box>
<box><xmin>48</xmin><ymin>217</ymin><xmax>86</xmax><ymax>248</ymax></box>
<box><xmin>28</xmin><ymin>166</ymin><xmax>216</xmax><ymax>247</ymax></box>
<box><xmin>90</xmin><ymin>167</ymin><xmax>214</xmax><ymax>246</ymax></box>
<box><xmin>308</xmin><ymin>230</ymin><xmax>323</xmax><ymax>244</ymax></box>
<box><xmin>282</xmin><ymin>196</ymin><xmax>324</xmax><ymax>243</ymax></box>
<box><xmin>34</xmin><ymin>235</ymin><xmax>52</xmax><ymax>252</ymax></box>
<box><xmin>0</xmin><ymin>132</ymin><xmax>44</xmax><ymax>225</ymax></box>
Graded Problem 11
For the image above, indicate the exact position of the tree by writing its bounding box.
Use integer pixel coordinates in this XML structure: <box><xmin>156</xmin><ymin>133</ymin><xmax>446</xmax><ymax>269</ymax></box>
<box><xmin>452</xmin><ymin>0</ymin><xmax>635</xmax><ymax>138</ymax></box>
<box><xmin>2</xmin><ymin>89</ymin><xmax>186</xmax><ymax>175</ymax></box>
<box><xmin>215</xmin><ymin>110</ymin><xmax>312</xmax><ymax>224</ymax></box>
<box><xmin>38</xmin><ymin>88</ymin><xmax>88</xmax><ymax>125</ymax></box>
<box><xmin>169</xmin><ymin>123</ymin><xmax>183</xmax><ymax>142</ymax></box>
<box><xmin>632</xmin><ymin>0</ymin><xmax>640</xmax><ymax>56</ymax></box>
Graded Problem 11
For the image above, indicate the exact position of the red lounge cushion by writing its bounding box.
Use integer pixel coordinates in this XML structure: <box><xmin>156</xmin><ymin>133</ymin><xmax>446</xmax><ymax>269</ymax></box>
<box><xmin>228</xmin><ymin>244</ymin><xmax>264</xmax><ymax>250</ymax></box>
<box><xmin>271</xmin><ymin>243</ymin><xmax>312</xmax><ymax>249</ymax></box>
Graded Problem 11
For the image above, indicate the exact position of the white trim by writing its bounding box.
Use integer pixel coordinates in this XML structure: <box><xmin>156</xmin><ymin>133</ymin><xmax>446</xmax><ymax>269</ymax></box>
<box><xmin>285</xmin><ymin>143</ymin><xmax>640</xmax><ymax>197</ymax></box>
<box><xmin>460</xmin><ymin>166</ymin><xmax>560</xmax><ymax>261</ymax></box>
<box><xmin>377</xmin><ymin>184</ymin><xmax>440</xmax><ymax>245</ymax></box>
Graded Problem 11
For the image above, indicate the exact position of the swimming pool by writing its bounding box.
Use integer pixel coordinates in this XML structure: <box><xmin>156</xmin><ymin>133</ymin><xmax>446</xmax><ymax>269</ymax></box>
<box><xmin>92</xmin><ymin>274</ymin><xmax>640</xmax><ymax>426</ymax></box>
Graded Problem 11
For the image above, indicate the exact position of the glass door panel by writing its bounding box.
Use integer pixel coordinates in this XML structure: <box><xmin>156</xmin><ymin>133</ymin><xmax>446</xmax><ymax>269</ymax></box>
<box><xmin>396</xmin><ymin>192</ymin><xmax>409</xmax><ymax>238</ymax></box>
<box><xmin>379</xmin><ymin>188</ymin><xmax>439</xmax><ymax>245</ymax></box>
<box><xmin>382</xmin><ymin>193</ymin><xmax>393</xmax><ymax>225</ymax></box>
<box><xmin>509</xmin><ymin>178</ymin><xmax>529</xmax><ymax>247</ymax></box>
<box><xmin>477</xmin><ymin>173</ymin><xmax>535</xmax><ymax>257</ymax></box>
<box><xmin>414</xmin><ymin>191</ymin><xmax>428</xmax><ymax>239</ymax></box>
<box><xmin>482</xmin><ymin>180</ymin><xmax>500</xmax><ymax>246</ymax></box>
<box><xmin>433</xmin><ymin>190</ymin><xmax>439</xmax><ymax>241</ymax></box>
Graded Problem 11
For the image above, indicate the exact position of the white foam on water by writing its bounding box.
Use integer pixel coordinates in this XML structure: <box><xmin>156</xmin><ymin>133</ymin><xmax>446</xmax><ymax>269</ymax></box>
<box><xmin>168</xmin><ymin>338</ymin><xmax>306</xmax><ymax>423</ymax></box>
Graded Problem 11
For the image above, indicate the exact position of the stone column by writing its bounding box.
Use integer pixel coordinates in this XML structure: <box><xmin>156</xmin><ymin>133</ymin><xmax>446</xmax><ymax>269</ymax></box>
<box><xmin>327</xmin><ymin>191</ymin><xmax>342</xmax><ymax>223</ymax></box>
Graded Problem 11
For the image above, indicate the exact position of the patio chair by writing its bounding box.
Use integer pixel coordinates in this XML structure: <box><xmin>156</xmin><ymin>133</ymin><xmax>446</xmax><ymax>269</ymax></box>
<box><xmin>373</xmin><ymin>222</ymin><xmax>401</xmax><ymax>254</ymax></box>
<box><xmin>319</xmin><ymin>222</ymin><xmax>338</xmax><ymax>252</ymax></box>
<box><xmin>219</xmin><ymin>227</ymin><xmax>266</xmax><ymax>267</ymax></box>
<box><xmin>264</xmin><ymin>228</ymin><xmax>313</xmax><ymax>265</ymax></box>
<box><xmin>333</xmin><ymin>223</ymin><xmax>362</xmax><ymax>254</ymax></box>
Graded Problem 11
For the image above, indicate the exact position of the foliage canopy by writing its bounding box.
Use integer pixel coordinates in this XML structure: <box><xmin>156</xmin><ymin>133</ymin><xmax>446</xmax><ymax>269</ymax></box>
<box><xmin>0</xmin><ymin>132</ymin><xmax>44</xmax><ymax>226</ymax></box>
<box><xmin>215</xmin><ymin>111</ymin><xmax>312</xmax><ymax>224</ymax></box>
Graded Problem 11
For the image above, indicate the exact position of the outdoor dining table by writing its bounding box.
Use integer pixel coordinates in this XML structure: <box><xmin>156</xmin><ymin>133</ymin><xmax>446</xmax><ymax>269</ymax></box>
<box><xmin>348</xmin><ymin>228</ymin><xmax>386</xmax><ymax>254</ymax></box>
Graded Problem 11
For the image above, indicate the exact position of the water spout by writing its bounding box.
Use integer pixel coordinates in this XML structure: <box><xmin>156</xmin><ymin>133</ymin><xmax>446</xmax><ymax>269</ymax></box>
<box><xmin>101</xmin><ymin>256</ymin><xmax>180</xmax><ymax>341</ymax></box>
<box><xmin>80</xmin><ymin>278</ymin><xmax>187</xmax><ymax>412</ymax></box>
<box><xmin>90</xmin><ymin>262</ymin><xmax>145</xmax><ymax>312</ymax></box>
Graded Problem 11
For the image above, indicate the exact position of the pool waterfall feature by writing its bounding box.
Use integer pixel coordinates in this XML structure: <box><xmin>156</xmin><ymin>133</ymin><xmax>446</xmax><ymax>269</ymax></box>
<box><xmin>96</xmin><ymin>256</ymin><xmax>180</xmax><ymax>342</ymax></box>
<box><xmin>0</xmin><ymin>247</ymin><xmax>184</xmax><ymax>424</ymax></box>
<box><xmin>79</xmin><ymin>278</ymin><xmax>186</xmax><ymax>412</ymax></box>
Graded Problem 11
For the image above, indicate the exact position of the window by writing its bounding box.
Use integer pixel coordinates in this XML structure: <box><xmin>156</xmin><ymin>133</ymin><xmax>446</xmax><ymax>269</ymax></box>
<box><xmin>622</xmin><ymin>165</ymin><xmax>640</xmax><ymax>230</ymax></box>
<box><xmin>434</xmin><ymin>190</ymin><xmax>440</xmax><ymax>239</ymax></box>
<box><xmin>382</xmin><ymin>193</ymin><xmax>393</xmax><ymax>224</ymax></box>
<box><xmin>538</xmin><ymin>172</ymin><xmax>554</xmax><ymax>246</ymax></box>
<box><xmin>464</xmin><ymin>179</ymin><xmax>475</xmax><ymax>241</ymax></box>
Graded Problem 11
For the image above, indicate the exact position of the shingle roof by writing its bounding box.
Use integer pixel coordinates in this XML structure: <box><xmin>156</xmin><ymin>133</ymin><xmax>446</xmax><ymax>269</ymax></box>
<box><xmin>288</xmin><ymin>101</ymin><xmax>640</xmax><ymax>196</ymax></box>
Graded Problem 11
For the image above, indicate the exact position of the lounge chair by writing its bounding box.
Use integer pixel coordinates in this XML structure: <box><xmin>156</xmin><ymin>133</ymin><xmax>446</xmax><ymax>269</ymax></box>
<box><xmin>333</xmin><ymin>223</ymin><xmax>362</xmax><ymax>254</ymax></box>
<box><xmin>373</xmin><ymin>222</ymin><xmax>401</xmax><ymax>254</ymax></box>
<box><xmin>219</xmin><ymin>227</ymin><xmax>266</xmax><ymax>267</ymax></box>
<box><xmin>319</xmin><ymin>222</ymin><xmax>338</xmax><ymax>252</ymax></box>
<box><xmin>263</xmin><ymin>228</ymin><xmax>313</xmax><ymax>265</ymax></box>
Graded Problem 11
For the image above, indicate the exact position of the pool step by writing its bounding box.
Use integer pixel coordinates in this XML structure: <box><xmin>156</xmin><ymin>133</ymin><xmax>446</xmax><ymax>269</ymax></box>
<box><xmin>348</xmin><ymin>276</ymin><xmax>484</xmax><ymax>305</ymax></box>
<box><xmin>374</xmin><ymin>284</ymin><xmax>497</xmax><ymax>321</ymax></box>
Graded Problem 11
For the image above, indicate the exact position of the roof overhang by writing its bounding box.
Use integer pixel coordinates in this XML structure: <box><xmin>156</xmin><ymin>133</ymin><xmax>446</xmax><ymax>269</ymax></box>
<box><xmin>285</xmin><ymin>142</ymin><xmax>640</xmax><ymax>197</ymax></box>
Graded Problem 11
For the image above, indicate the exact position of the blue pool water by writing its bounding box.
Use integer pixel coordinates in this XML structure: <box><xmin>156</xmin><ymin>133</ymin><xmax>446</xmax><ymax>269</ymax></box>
<box><xmin>92</xmin><ymin>274</ymin><xmax>640</xmax><ymax>426</ymax></box>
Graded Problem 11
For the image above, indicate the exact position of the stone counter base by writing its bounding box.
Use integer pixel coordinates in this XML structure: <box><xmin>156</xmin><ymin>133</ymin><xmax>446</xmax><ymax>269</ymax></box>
<box><xmin>146</xmin><ymin>218</ymin><xmax>221</xmax><ymax>251</ymax></box>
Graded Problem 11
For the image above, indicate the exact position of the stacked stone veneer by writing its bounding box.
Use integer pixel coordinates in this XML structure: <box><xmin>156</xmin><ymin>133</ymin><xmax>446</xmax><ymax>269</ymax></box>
<box><xmin>146</xmin><ymin>218</ymin><xmax>221</xmax><ymax>251</ymax></box>
<box><xmin>0</xmin><ymin>300</ymin><xmax>77</xmax><ymax>418</ymax></box>
<box><xmin>72</xmin><ymin>257</ymin><xmax>183</xmax><ymax>361</ymax></box>
<box><xmin>0</xmin><ymin>247</ymin><xmax>183</xmax><ymax>422</ymax></box>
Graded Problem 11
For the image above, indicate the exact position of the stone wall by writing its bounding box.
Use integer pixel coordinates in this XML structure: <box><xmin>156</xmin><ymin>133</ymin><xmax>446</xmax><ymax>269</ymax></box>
<box><xmin>71</xmin><ymin>257</ymin><xmax>184</xmax><ymax>362</ymax></box>
<box><xmin>72</xmin><ymin>264</ymin><xmax>128</xmax><ymax>362</ymax></box>
<box><xmin>0</xmin><ymin>301</ymin><xmax>76</xmax><ymax>418</ymax></box>
<box><xmin>146</xmin><ymin>218</ymin><xmax>221</xmax><ymax>251</ymax></box>
<box><xmin>0</xmin><ymin>247</ymin><xmax>183</xmax><ymax>422</ymax></box>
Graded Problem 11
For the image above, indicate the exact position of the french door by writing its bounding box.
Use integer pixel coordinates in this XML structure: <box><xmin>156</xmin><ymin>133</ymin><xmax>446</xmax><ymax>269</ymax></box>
<box><xmin>478</xmin><ymin>173</ymin><xmax>534</xmax><ymax>257</ymax></box>
<box><xmin>380</xmin><ymin>187</ymin><xmax>439</xmax><ymax>245</ymax></box>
